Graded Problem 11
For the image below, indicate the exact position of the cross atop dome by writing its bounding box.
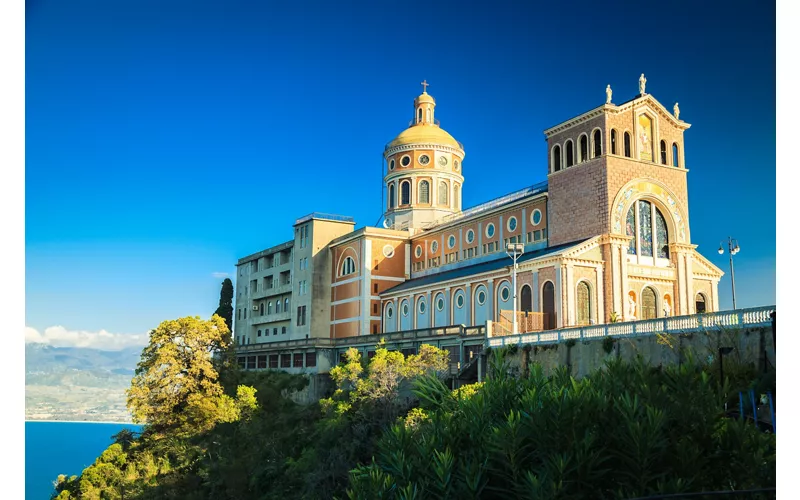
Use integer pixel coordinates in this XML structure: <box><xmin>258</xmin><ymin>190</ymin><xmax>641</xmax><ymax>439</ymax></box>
<box><xmin>421</xmin><ymin>79</ymin><xmax>430</xmax><ymax>94</ymax></box>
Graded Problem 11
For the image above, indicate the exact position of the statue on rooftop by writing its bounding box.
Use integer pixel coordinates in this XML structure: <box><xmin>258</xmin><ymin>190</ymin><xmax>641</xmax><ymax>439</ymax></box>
<box><xmin>606</xmin><ymin>84</ymin><xmax>612</xmax><ymax>104</ymax></box>
<box><xmin>674</xmin><ymin>102</ymin><xmax>680</xmax><ymax>120</ymax></box>
<box><xmin>639</xmin><ymin>73</ymin><xmax>647</xmax><ymax>95</ymax></box>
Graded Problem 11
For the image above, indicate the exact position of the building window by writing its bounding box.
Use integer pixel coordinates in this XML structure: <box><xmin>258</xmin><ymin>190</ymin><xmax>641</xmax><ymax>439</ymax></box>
<box><xmin>455</xmin><ymin>293</ymin><xmax>464</xmax><ymax>308</ymax></box>
<box><xmin>401</xmin><ymin>180</ymin><xmax>410</xmax><ymax>205</ymax></box>
<box><xmin>577</xmin><ymin>281</ymin><xmax>591</xmax><ymax>326</ymax></box>
<box><xmin>276</xmin><ymin>299</ymin><xmax>281</xmax><ymax>313</ymax></box>
<box><xmin>260</xmin><ymin>303</ymin><xmax>264</xmax><ymax>316</ymax></box>
<box><xmin>418</xmin><ymin>180</ymin><xmax>430</xmax><ymax>203</ymax></box>
<box><xmin>269</xmin><ymin>354</ymin><xmax>278</xmax><ymax>368</ymax></box>
<box><xmin>592</xmin><ymin>129</ymin><xmax>602</xmax><ymax>157</ymax></box>
<box><xmin>284</xmin><ymin>297</ymin><xmax>289</xmax><ymax>311</ymax></box>
<box><xmin>566</xmin><ymin>140</ymin><xmax>574</xmax><ymax>167</ymax></box>
<box><xmin>341</xmin><ymin>256</ymin><xmax>356</xmax><ymax>276</ymax></box>
<box><xmin>507</xmin><ymin>216</ymin><xmax>518</xmax><ymax>232</ymax></box>
<box><xmin>305</xmin><ymin>352</ymin><xmax>316</xmax><ymax>367</ymax></box>
<box><xmin>626</xmin><ymin>200</ymin><xmax>670</xmax><ymax>259</ymax></box>
<box><xmin>438</xmin><ymin>181</ymin><xmax>448</xmax><ymax>206</ymax></box>
<box><xmin>466</xmin><ymin>229</ymin><xmax>475</xmax><ymax>244</ymax></box>
<box><xmin>624</xmin><ymin>132</ymin><xmax>632</xmax><ymax>157</ymax></box>
<box><xmin>660</xmin><ymin>140</ymin><xmax>667</xmax><ymax>164</ymax></box>
<box><xmin>695</xmin><ymin>293</ymin><xmax>707</xmax><ymax>313</ymax></box>
<box><xmin>415</xmin><ymin>245</ymin><xmax>422</xmax><ymax>258</ymax></box>
<box><xmin>611</xmin><ymin>129</ymin><xmax>617</xmax><ymax>155</ymax></box>
<box><xmin>281</xmin><ymin>354</ymin><xmax>291</xmax><ymax>368</ymax></box>
<box><xmin>389</xmin><ymin>159</ymin><xmax>395</xmax><ymax>171</ymax></box>
<box><xmin>258</xmin><ymin>355</ymin><xmax>267</xmax><ymax>369</ymax></box>
<box><xmin>418</xmin><ymin>299</ymin><xmax>426</xmax><ymax>314</ymax></box>
<box><xmin>454</xmin><ymin>184</ymin><xmax>460</xmax><ymax>208</ymax></box>
<box><xmin>436</xmin><ymin>295</ymin><xmax>445</xmax><ymax>311</ymax></box>
<box><xmin>485</xmin><ymin>223</ymin><xmax>495</xmax><ymax>239</ymax></box>
<box><xmin>477</xmin><ymin>290</ymin><xmax>486</xmax><ymax>305</ymax></box>
<box><xmin>293</xmin><ymin>353</ymin><xmax>303</xmax><ymax>367</ymax></box>
<box><xmin>553</xmin><ymin>144</ymin><xmax>562</xmax><ymax>172</ymax></box>
<box><xmin>500</xmin><ymin>286</ymin><xmax>510</xmax><ymax>302</ymax></box>
<box><xmin>448</xmin><ymin>235</ymin><xmax>456</xmax><ymax>249</ymax></box>
<box><xmin>273</xmin><ymin>328</ymin><xmax>278</xmax><ymax>335</ymax></box>
<box><xmin>268</xmin><ymin>302</ymin><xmax>272</xmax><ymax>315</ymax></box>
<box><xmin>372</xmin><ymin>303</ymin><xmax>378</xmax><ymax>314</ymax></box>
<box><xmin>257</xmin><ymin>329</ymin><xmax>262</xmax><ymax>337</ymax></box>
<box><xmin>430</xmin><ymin>240</ymin><xmax>438</xmax><ymax>253</ymax></box>
<box><xmin>641</xmin><ymin>287</ymin><xmax>658</xmax><ymax>320</ymax></box>
<box><xmin>389</xmin><ymin>184</ymin><xmax>396</xmax><ymax>209</ymax></box>
<box><xmin>372</xmin><ymin>324</ymin><xmax>378</xmax><ymax>334</ymax></box>
<box><xmin>579</xmin><ymin>134</ymin><xmax>588</xmax><ymax>163</ymax></box>
<box><xmin>672</xmin><ymin>143</ymin><xmax>680</xmax><ymax>167</ymax></box>
<box><xmin>282</xmin><ymin>326</ymin><xmax>286</xmax><ymax>334</ymax></box>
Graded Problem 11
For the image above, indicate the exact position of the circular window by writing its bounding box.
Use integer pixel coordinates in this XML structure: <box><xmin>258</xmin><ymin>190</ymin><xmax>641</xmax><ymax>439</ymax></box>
<box><xmin>456</xmin><ymin>294</ymin><xmax>464</xmax><ymax>308</ymax></box>
<box><xmin>383</xmin><ymin>244</ymin><xmax>395</xmax><ymax>258</ymax></box>
<box><xmin>436</xmin><ymin>296</ymin><xmax>444</xmax><ymax>311</ymax></box>
<box><xmin>430</xmin><ymin>240</ymin><xmax>438</xmax><ymax>253</ymax></box>
<box><xmin>415</xmin><ymin>245</ymin><xmax>422</xmax><ymax>258</ymax></box>
<box><xmin>402</xmin><ymin>303</ymin><xmax>409</xmax><ymax>316</ymax></box>
<box><xmin>531</xmin><ymin>209</ymin><xmax>542</xmax><ymax>226</ymax></box>
<box><xmin>507</xmin><ymin>216</ymin><xmax>518</xmax><ymax>232</ymax></box>
<box><xmin>438</xmin><ymin>156</ymin><xmax>448</xmax><ymax>167</ymax></box>
<box><xmin>486</xmin><ymin>223</ymin><xmax>495</xmax><ymax>238</ymax></box>
<box><xmin>389</xmin><ymin>159</ymin><xmax>395</xmax><ymax>171</ymax></box>
<box><xmin>477</xmin><ymin>290</ymin><xmax>486</xmax><ymax>305</ymax></box>
<box><xmin>419</xmin><ymin>300</ymin><xmax>426</xmax><ymax>314</ymax></box>
<box><xmin>387</xmin><ymin>305</ymin><xmax>393</xmax><ymax>319</ymax></box>
<box><xmin>454</xmin><ymin>160</ymin><xmax>460</xmax><ymax>171</ymax></box>
<box><xmin>501</xmin><ymin>286</ymin><xmax>510</xmax><ymax>301</ymax></box>
<box><xmin>401</xmin><ymin>155</ymin><xmax>411</xmax><ymax>167</ymax></box>
<box><xmin>448</xmin><ymin>235</ymin><xmax>456</xmax><ymax>249</ymax></box>
<box><xmin>418</xmin><ymin>154</ymin><xmax>430</xmax><ymax>165</ymax></box>
<box><xmin>466</xmin><ymin>229</ymin><xmax>475</xmax><ymax>244</ymax></box>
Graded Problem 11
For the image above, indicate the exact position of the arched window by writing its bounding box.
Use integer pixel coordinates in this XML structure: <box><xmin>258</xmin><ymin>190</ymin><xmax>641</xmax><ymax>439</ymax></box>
<box><xmin>566</xmin><ymin>140</ymin><xmax>574</xmax><ymax>167</ymax></box>
<box><xmin>417</xmin><ymin>108</ymin><xmax>422</xmax><ymax>123</ymax></box>
<box><xmin>276</xmin><ymin>299</ymin><xmax>281</xmax><ymax>313</ymax></box>
<box><xmin>579</xmin><ymin>135</ymin><xmax>588</xmax><ymax>163</ymax></box>
<box><xmin>418</xmin><ymin>180</ymin><xmax>430</xmax><ymax>204</ymax></box>
<box><xmin>626</xmin><ymin>200</ymin><xmax>670</xmax><ymax>259</ymax></box>
<box><xmin>695</xmin><ymin>293</ymin><xmax>707</xmax><ymax>313</ymax></box>
<box><xmin>520</xmin><ymin>285</ymin><xmax>532</xmax><ymax>313</ymax></box>
<box><xmin>593</xmin><ymin>129</ymin><xmax>602</xmax><ymax>157</ymax></box>
<box><xmin>438</xmin><ymin>181</ymin><xmax>448</xmax><ymax>205</ymax></box>
<box><xmin>426</xmin><ymin>108</ymin><xmax>431</xmax><ymax>122</ymax></box>
<box><xmin>553</xmin><ymin>144</ymin><xmax>562</xmax><ymax>172</ymax></box>
<box><xmin>400</xmin><ymin>181</ymin><xmax>410</xmax><ymax>205</ymax></box>
<box><xmin>624</xmin><ymin>132</ymin><xmax>632</xmax><ymax>157</ymax></box>
<box><xmin>542</xmin><ymin>281</ymin><xmax>556</xmax><ymax>330</ymax></box>
<box><xmin>259</xmin><ymin>302</ymin><xmax>264</xmax><ymax>315</ymax></box>
<box><xmin>454</xmin><ymin>184</ymin><xmax>460</xmax><ymax>209</ymax></box>
<box><xmin>268</xmin><ymin>302</ymin><xmax>272</xmax><ymax>315</ymax></box>
<box><xmin>284</xmin><ymin>297</ymin><xmax>289</xmax><ymax>311</ymax></box>
<box><xmin>340</xmin><ymin>256</ymin><xmax>356</xmax><ymax>276</ymax></box>
<box><xmin>660</xmin><ymin>140</ymin><xmax>667</xmax><ymax>164</ymax></box>
<box><xmin>577</xmin><ymin>281</ymin><xmax>591</xmax><ymax>326</ymax></box>
<box><xmin>672</xmin><ymin>143</ymin><xmax>680</xmax><ymax>167</ymax></box>
<box><xmin>389</xmin><ymin>184</ymin><xmax>395</xmax><ymax>209</ymax></box>
<box><xmin>641</xmin><ymin>287</ymin><xmax>657</xmax><ymax>320</ymax></box>
<box><xmin>611</xmin><ymin>129</ymin><xmax>617</xmax><ymax>155</ymax></box>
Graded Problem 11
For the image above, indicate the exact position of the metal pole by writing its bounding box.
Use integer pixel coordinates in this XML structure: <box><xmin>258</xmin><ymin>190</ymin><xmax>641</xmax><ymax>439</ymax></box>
<box><xmin>728</xmin><ymin>237</ymin><xmax>737</xmax><ymax>310</ymax></box>
<box><xmin>512</xmin><ymin>253</ymin><xmax>518</xmax><ymax>335</ymax></box>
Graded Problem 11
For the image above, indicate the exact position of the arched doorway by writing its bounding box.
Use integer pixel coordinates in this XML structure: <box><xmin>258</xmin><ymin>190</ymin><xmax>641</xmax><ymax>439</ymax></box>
<box><xmin>695</xmin><ymin>293</ymin><xmax>707</xmax><ymax>314</ymax></box>
<box><xmin>542</xmin><ymin>281</ymin><xmax>556</xmax><ymax>330</ymax></box>
<box><xmin>641</xmin><ymin>287</ymin><xmax>657</xmax><ymax>320</ymax></box>
<box><xmin>576</xmin><ymin>281</ymin><xmax>591</xmax><ymax>326</ymax></box>
<box><xmin>520</xmin><ymin>285</ymin><xmax>532</xmax><ymax>313</ymax></box>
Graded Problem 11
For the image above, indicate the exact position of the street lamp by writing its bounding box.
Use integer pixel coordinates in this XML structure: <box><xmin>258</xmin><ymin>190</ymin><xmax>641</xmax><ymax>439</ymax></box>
<box><xmin>506</xmin><ymin>243</ymin><xmax>525</xmax><ymax>335</ymax></box>
<box><xmin>718</xmin><ymin>237</ymin><xmax>740</xmax><ymax>310</ymax></box>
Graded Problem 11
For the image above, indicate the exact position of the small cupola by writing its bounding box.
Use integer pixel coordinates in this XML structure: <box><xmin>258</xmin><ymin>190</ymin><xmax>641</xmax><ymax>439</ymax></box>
<box><xmin>413</xmin><ymin>80</ymin><xmax>436</xmax><ymax>125</ymax></box>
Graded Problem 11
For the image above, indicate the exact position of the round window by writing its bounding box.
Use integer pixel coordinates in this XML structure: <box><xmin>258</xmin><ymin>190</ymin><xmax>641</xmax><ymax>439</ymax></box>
<box><xmin>501</xmin><ymin>286</ymin><xmax>510</xmax><ymax>301</ymax></box>
<box><xmin>419</xmin><ymin>154</ymin><xmax>430</xmax><ymax>165</ymax></box>
<box><xmin>456</xmin><ymin>294</ymin><xmax>464</xmax><ymax>308</ymax></box>
<box><xmin>387</xmin><ymin>306</ymin><xmax>393</xmax><ymax>318</ymax></box>
<box><xmin>415</xmin><ymin>245</ymin><xmax>422</xmax><ymax>258</ymax></box>
<box><xmin>383</xmin><ymin>244</ymin><xmax>395</xmax><ymax>258</ymax></box>
<box><xmin>486</xmin><ymin>223</ymin><xmax>495</xmax><ymax>238</ymax></box>
<box><xmin>419</xmin><ymin>301</ymin><xmax>426</xmax><ymax>314</ymax></box>
<box><xmin>477</xmin><ymin>290</ymin><xmax>486</xmax><ymax>305</ymax></box>
<box><xmin>466</xmin><ymin>229</ymin><xmax>475</xmax><ymax>244</ymax></box>
<box><xmin>448</xmin><ymin>235</ymin><xmax>456</xmax><ymax>249</ymax></box>
<box><xmin>402</xmin><ymin>303</ymin><xmax>409</xmax><ymax>316</ymax></box>
<box><xmin>454</xmin><ymin>160</ymin><xmax>460</xmax><ymax>171</ymax></box>
<box><xmin>401</xmin><ymin>155</ymin><xmax>411</xmax><ymax>167</ymax></box>
<box><xmin>507</xmin><ymin>216</ymin><xmax>518</xmax><ymax>232</ymax></box>
<box><xmin>436</xmin><ymin>297</ymin><xmax>444</xmax><ymax>311</ymax></box>
<box><xmin>431</xmin><ymin>240</ymin><xmax>438</xmax><ymax>253</ymax></box>
<box><xmin>531</xmin><ymin>209</ymin><xmax>542</xmax><ymax>226</ymax></box>
<box><xmin>389</xmin><ymin>159</ymin><xmax>395</xmax><ymax>171</ymax></box>
<box><xmin>438</xmin><ymin>156</ymin><xmax>448</xmax><ymax>167</ymax></box>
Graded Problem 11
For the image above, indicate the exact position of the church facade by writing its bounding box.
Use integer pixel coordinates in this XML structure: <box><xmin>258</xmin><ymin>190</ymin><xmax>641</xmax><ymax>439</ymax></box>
<box><xmin>233</xmin><ymin>76</ymin><xmax>723</xmax><ymax>371</ymax></box>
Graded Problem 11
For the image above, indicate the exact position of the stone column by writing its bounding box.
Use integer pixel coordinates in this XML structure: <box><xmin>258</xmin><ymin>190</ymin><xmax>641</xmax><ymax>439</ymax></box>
<box><xmin>565</xmin><ymin>263</ymin><xmax>575</xmax><ymax>326</ymax></box>
<box><xmin>444</xmin><ymin>286</ymin><xmax>452</xmax><ymax>325</ymax></box>
<box><xmin>487</xmin><ymin>279</ymin><xmax>495</xmax><ymax>322</ymax></box>
<box><xmin>532</xmin><ymin>270</ymin><xmax>540</xmax><ymax>312</ymax></box>
<box><xmin>555</xmin><ymin>265</ymin><xmax>563</xmax><ymax>328</ymax></box>
<box><xmin>711</xmin><ymin>279</ymin><xmax>720</xmax><ymax>312</ymax></box>
<box><xmin>595</xmin><ymin>264</ymin><xmax>605</xmax><ymax>324</ymax></box>
<box><xmin>425</xmin><ymin>290</ymin><xmax>432</xmax><ymax>328</ymax></box>
<box><xmin>465</xmin><ymin>284</ymin><xmax>473</xmax><ymax>325</ymax></box>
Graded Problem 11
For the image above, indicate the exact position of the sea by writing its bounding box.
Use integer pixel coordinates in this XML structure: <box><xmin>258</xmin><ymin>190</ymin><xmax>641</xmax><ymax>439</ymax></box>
<box><xmin>25</xmin><ymin>421</ymin><xmax>144</xmax><ymax>500</ymax></box>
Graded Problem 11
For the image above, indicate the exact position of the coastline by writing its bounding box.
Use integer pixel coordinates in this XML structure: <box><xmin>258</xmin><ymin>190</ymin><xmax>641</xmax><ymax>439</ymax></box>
<box><xmin>26</xmin><ymin>420</ymin><xmax>139</xmax><ymax>425</ymax></box>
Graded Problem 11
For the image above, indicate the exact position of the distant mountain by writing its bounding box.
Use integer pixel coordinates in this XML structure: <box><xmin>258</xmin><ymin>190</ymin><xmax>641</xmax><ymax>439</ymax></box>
<box><xmin>25</xmin><ymin>344</ymin><xmax>143</xmax><ymax>422</ymax></box>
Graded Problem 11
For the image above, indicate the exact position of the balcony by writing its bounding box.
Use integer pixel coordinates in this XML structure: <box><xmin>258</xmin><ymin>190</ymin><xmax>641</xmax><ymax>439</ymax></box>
<box><xmin>252</xmin><ymin>283</ymin><xmax>292</xmax><ymax>299</ymax></box>
<box><xmin>251</xmin><ymin>310</ymin><xmax>292</xmax><ymax>325</ymax></box>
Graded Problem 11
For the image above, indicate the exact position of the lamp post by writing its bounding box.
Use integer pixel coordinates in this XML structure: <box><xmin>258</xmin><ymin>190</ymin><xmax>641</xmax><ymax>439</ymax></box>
<box><xmin>718</xmin><ymin>237</ymin><xmax>740</xmax><ymax>310</ymax></box>
<box><xmin>506</xmin><ymin>243</ymin><xmax>525</xmax><ymax>335</ymax></box>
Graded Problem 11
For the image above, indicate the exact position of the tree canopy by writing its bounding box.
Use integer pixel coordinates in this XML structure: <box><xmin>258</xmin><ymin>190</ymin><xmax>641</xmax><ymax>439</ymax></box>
<box><xmin>214</xmin><ymin>278</ymin><xmax>234</xmax><ymax>332</ymax></box>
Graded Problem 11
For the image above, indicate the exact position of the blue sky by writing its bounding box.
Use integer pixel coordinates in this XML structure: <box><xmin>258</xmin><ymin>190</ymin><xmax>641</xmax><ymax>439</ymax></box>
<box><xmin>25</xmin><ymin>0</ymin><xmax>776</xmax><ymax>340</ymax></box>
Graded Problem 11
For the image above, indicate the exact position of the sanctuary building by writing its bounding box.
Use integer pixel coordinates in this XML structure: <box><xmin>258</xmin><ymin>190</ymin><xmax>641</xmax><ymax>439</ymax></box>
<box><xmin>232</xmin><ymin>76</ymin><xmax>723</xmax><ymax>372</ymax></box>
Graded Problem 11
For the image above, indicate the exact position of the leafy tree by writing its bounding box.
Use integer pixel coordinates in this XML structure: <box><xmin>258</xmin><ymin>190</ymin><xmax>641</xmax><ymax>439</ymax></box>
<box><xmin>214</xmin><ymin>278</ymin><xmax>234</xmax><ymax>332</ymax></box>
<box><xmin>126</xmin><ymin>315</ymin><xmax>245</xmax><ymax>436</ymax></box>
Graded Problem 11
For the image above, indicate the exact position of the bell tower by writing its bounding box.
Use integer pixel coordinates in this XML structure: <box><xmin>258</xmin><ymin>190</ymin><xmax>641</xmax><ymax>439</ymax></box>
<box><xmin>383</xmin><ymin>82</ymin><xmax>465</xmax><ymax>234</ymax></box>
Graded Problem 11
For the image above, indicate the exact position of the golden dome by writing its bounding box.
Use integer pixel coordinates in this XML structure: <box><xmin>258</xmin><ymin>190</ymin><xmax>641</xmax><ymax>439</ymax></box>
<box><xmin>388</xmin><ymin>124</ymin><xmax>462</xmax><ymax>149</ymax></box>
<box><xmin>415</xmin><ymin>92</ymin><xmax>435</xmax><ymax>105</ymax></box>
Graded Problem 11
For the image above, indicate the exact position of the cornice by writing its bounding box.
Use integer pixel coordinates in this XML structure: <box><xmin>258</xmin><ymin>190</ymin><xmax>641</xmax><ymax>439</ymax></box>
<box><xmin>385</xmin><ymin>143</ymin><xmax>465</xmax><ymax>158</ymax></box>
<box><xmin>612</xmin><ymin>95</ymin><xmax>691</xmax><ymax>131</ymax></box>
<box><xmin>543</xmin><ymin>105</ymin><xmax>607</xmax><ymax>138</ymax></box>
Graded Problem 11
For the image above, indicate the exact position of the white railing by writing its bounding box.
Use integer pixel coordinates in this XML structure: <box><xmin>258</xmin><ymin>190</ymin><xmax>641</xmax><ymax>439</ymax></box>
<box><xmin>487</xmin><ymin>305</ymin><xmax>775</xmax><ymax>348</ymax></box>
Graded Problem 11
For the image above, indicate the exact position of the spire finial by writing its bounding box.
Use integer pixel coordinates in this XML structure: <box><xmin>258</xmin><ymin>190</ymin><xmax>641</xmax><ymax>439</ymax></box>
<box><xmin>421</xmin><ymin>80</ymin><xmax>429</xmax><ymax>93</ymax></box>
